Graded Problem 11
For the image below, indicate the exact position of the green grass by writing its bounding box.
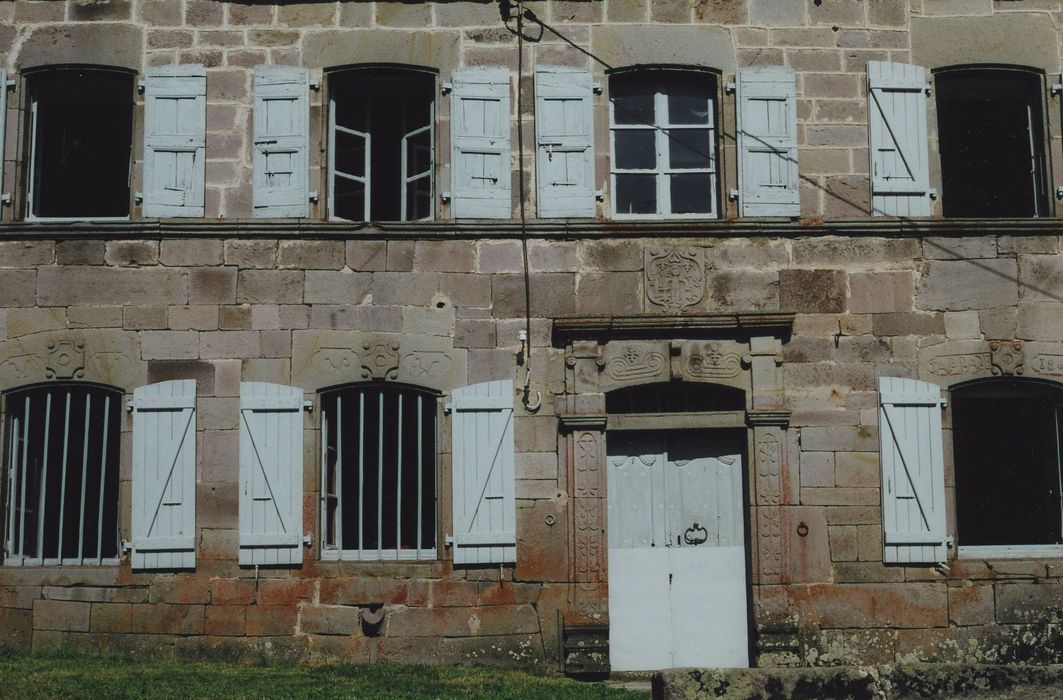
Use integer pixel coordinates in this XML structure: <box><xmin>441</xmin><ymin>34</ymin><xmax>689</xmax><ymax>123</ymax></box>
<box><xmin>0</xmin><ymin>652</ymin><xmax>647</xmax><ymax>700</ymax></box>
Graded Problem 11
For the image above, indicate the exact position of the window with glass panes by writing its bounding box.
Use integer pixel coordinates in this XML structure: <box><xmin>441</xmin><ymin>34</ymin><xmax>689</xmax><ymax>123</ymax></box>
<box><xmin>610</xmin><ymin>70</ymin><xmax>718</xmax><ymax>218</ymax></box>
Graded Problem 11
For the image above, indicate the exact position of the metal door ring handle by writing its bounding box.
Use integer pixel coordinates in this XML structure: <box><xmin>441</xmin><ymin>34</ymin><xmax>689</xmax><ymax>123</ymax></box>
<box><xmin>683</xmin><ymin>522</ymin><xmax>708</xmax><ymax>546</ymax></box>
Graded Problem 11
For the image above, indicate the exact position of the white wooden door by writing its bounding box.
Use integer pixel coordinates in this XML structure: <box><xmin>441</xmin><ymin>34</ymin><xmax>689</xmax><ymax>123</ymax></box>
<box><xmin>607</xmin><ymin>430</ymin><xmax>749</xmax><ymax>671</ymax></box>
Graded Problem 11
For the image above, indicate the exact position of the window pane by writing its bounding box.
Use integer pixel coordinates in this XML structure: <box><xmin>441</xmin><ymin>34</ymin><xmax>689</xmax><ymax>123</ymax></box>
<box><xmin>334</xmin><ymin>131</ymin><xmax>366</xmax><ymax>178</ymax></box>
<box><xmin>616</xmin><ymin>174</ymin><xmax>657</xmax><ymax>214</ymax></box>
<box><xmin>406</xmin><ymin>177</ymin><xmax>432</xmax><ymax>221</ymax></box>
<box><xmin>667</xmin><ymin>129</ymin><xmax>713</xmax><ymax>169</ymax></box>
<box><xmin>670</xmin><ymin>173</ymin><xmax>713</xmax><ymax>214</ymax></box>
<box><xmin>667</xmin><ymin>74</ymin><xmax>712</xmax><ymax>125</ymax></box>
<box><xmin>406</xmin><ymin>130</ymin><xmax>432</xmax><ymax>178</ymax></box>
<box><xmin>615</xmin><ymin>130</ymin><xmax>656</xmax><ymax>169</ymax></box>
<box><xmin>611</xmin><ymin>74</ymin><xmax>655</xmax><ymax>125</ymax></box>
<box><xmin>333</xmin><ymin>177</ymin><xmax>365</xmax><ymax>221</ymax></box>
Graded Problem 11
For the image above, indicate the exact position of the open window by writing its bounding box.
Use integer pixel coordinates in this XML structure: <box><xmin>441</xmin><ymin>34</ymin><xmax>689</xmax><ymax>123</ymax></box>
<box><xmin>24</xmin><ymin>66</ymin><xmax>134</xmax><ymax>219</ymax></box>
<box><xmin>2</xmin><ymin>382</ymin><xmax>122</xmax><ymax>565</ymax></box>
<box><xmin>319</xmin><ymin>382</ymin><xmax>437</xmax><ymax>560</ymax></box>
<box><xmin>327</xmin><ymin>66</ymin><xmax>435</xmax><ymax>222</ymax></box>
<box><xmin>952</xmin><ymin>378</ymin><xmax>1063</xmax><ymax>556</ymax></box>
<box><xmin>609</xmin><ymin>68</ymin><xmax>719</xmax><ymax>219</ymax></box>
<box><xmin>935</xmin><ymin>66</ymin><xmax>1049</xmax><ymax>217</ymax></box>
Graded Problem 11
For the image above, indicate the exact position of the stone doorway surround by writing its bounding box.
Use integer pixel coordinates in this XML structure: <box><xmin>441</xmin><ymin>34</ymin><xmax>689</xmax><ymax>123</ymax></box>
<box><xmin>552</xmin><ymin>313</ymin><xmax>800</xmax><ymax>646</ymax></box>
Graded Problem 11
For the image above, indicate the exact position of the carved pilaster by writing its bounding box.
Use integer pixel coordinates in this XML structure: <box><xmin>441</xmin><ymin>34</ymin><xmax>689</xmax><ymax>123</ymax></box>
<box><xmin>754</xmin><ymin>426</ymin><xmax>785</xmax><ymax>585</ymax></box>
<box><xmin>560</xmin><ymin>417</ymin><xmax>607</xmax><ymax>585</ymax></box>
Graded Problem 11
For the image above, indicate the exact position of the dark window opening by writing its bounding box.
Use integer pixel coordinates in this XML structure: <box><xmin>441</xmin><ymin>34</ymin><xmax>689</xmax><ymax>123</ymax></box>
<box><xmin>952</xmin><ymin>378</ymin><xmax>1063</xmax><ymax>547</ymax></box>
<box><xmin>606</xmin><ymin>382</ymin><xmax>745</xmax><ymax>414</ymax></box>
<box><xmin>2</xmin><ymin>383</ymin><xmax>122</xmax><ymax>564</ymax></box>
<box><xmin>609</xmin><ymin>69</ymin><xmax>718</xmax><ymax>218</ymax></box>
<box><xmin>328</xmin><ymin>67</ymin><xmax>435</xmax><ymax>222</ymax></box>
<box><xmin>320</xmin><ymin>383</ymin><xmax>437</xmax><ymax>557</ymax></box>
<box><xmin>935</xmin><ymin>67</ymin><xmax>1049</xmax><ymax>217</ymax></box>
<box><xmin>27</xmin><ymin>67</ymin><xmax>134</xmax><ymax>218</ymax></box>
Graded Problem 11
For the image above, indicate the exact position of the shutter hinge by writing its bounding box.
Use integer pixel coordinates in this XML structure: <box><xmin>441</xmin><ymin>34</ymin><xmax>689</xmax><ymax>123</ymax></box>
<box><xmin>303</xmin><ymin>400</ymin><xmax>313</xmax><ymax>412</ymax></box>
<box><xmin>595</xmin><ymin>190</ymin><xmax>604</xmax><ymax>202</ymax></box>
<box><xmin>302</xmin><ymin>534</ymin><xmax>313</xmax><ymax>547</ymax></box>
<box><xmin>924</xmin><ymin>83</ymin><xmax>932</xmax><ymax>96</ymax></box>
<box><xmin>441</xmin><ymin>191</ymin><xmax>451</xmax><ymax>203</ymax></box>
<box><xmin>725</xmin><ymin>81</ymin><xmax>736</xmax><ymax>94</ymax></box>
<box><xmin>443</xmin><ymin>402</ymin><xmax>454</xmax><ymax>414</ymax></box>
<box><xmin>309</xmin><ymin>80</ymin><xmax>320</xmax><ymax>91</ymax></box>
<box><xmin>0</xmin><ymin>193</ymin><xmax>10</xmax><ymax>206</ymax></box>
<box><xmin>928</xmin><ymin>188</ymin><xmax>938</xmax><ymax>200</ymax></box>
<box><xmin>592</xmin><ymin>82</ymin><xmax>602</xmax><ymax>95</ymax></box>
<box><xmin>4</xmin><ymin>79</ymin><xmax>14</xmax><ymax>91</ymax></box>
<box><xmin>728</xmin><ymin>188</ymin><xmax>740</xmax><ymax>201</ymax></box>
<box><xmin>134</xmin><ymin>192</ymin><xmax>144</xmax><ymax>204</ymax></box>
<box><xmin>1056</xmin><ymin>186</ymin><xmax>1063</xmax><ymax>199</ymax></box>
<box><xmin>137</xmin><ymin>80</ymin><xmax>145</xmax><ymax>94</ymax></box>
<box><xmin>308</xmin><ymin>191</ymin><xmax>319</xmax><ymax>203</ymax></box>
<box><xmin>1052</xmin><ymin>83</ymin><xmax>1063</xmax><ymax>96</ymax></box>
<box><xmin>444</xmin><ymin>534</ymin><xmax>454</xmax><ymax>548</ymax></box>
<box><xmin>441</xmin><ymin>82</ymin><xmax>453</xmax><ymax>95</ymax></box>
<box><xmin>121</xmin><ymin>540</ymin><xmax>132</xmax><ymax>554</ymax></box>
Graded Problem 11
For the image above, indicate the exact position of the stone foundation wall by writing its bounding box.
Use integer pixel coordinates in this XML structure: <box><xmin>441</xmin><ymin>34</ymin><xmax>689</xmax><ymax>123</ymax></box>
<box><xmin>0</xmin><ymin>230</ymin><xmax>1060</xmax><ymax>667</ymax></box>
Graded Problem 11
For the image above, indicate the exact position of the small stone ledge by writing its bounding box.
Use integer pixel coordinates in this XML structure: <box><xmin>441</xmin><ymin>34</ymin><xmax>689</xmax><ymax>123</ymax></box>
<box><xmin>653</xmin><ymin>663</ymin><xmax>1063</xmax><ymax>700</ymax></box>
<box><xmin>1</xmin><ymin>218</ymin><xmax>1061</xmax><ymax>241</ymax></box>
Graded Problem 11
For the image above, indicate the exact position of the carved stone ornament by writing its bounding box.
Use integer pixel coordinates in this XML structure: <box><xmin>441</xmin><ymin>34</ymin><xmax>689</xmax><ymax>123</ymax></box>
<box><xmin>604</xmin><ymin>344</ymin><xmax>666</xmax><ymax>383</ymax></box>
<box><xmin>1031</xmin><ymin>353</ymin><xmax>1063</xmax><ymax>377</ymax></box>
<box><xmin>990</xmin><ymin>340</ymin><xmax>1024</xmax><ymax>377</ymax></box>
<box><xmin>360</xmin><ymin>340</ymin><xmax>400</xmax><ymax>380</ymax></box>
<box><xmin>926</xmin><ymin>352</ymin><xmax>991</xmax><ymax>377</ymax></box>
<box><xmin>46</xmin><ymin>339</ymin><xmax>85</xmax><ymax>380</ymax></box>
<box><xmin>686</xmin><ymin>341</ymin><xmax>742</xmax><ymax>379</ymax></box>
<box><xmin>645</xmin><ymin>248</ymin><xmax>705</xmax><ymax>310</ymax></box>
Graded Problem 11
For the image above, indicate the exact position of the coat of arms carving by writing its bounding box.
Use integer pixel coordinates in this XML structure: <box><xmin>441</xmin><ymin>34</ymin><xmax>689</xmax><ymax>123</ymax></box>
<box><xmin>645</xmin><ymin>248</ymin><xmax>705</xmax><ymax>310</ymax></box>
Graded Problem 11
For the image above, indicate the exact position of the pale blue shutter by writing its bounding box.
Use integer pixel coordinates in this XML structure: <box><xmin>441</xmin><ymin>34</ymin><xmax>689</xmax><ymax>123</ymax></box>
<box><xmin>868</xmin><ymin>61</ymin><xmax>932</xmax><ymax>217</ymax></box>
<box><xmin>534</xmin><ymin>66</ymin><xmax>596</xmax><ymax>218</ymax></box>
<box><xmin>143</xmin><ymin>65</ymin><xmax>206</xmax><ymax>217</ymax></box>
<box><xmin>878</xmin><ymin>376</ymin><xmax>948</xmax><ymax>564</ymax></box>
<box><xmin>253</xmin><ymin>65</ymin><xmax>310</xmax><ymax>218</ymax></box>
<box><xmin>130</xmin><ymin>379</ymin><xmax>196</xmax><ymax>570</ymax></box>
<box><xmin>736</xmin><ymin>66</ymin><xmax>799</xmax><ymax>217</ymax></box>
<box><xmin>448</xmin><ymin>380</ymin><xmax>516</xmax><ymax>565</ymax></box>
<box><xmin>449</xmin><ymin>67</ymin><xmax>511</xmax><ymax>219</ymax></box>
<box><xmin>239</xmin><ymin>382</ymin><xmax>305</xmax><ymax>566</ymax></box>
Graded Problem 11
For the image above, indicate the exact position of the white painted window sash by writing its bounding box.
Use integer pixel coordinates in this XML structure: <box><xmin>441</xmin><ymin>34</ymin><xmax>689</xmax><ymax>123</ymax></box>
<box><xmin>610</xmin><ymin>77</ymin><xmax>718</xmax><ymax>220</ymax></box>
<box><xmin>401</xmin><ymin>110</ymin><xmax>435</xmax><ymax>222</ymax></box>
<box><xmin>328</xmin><ymin>97</ymin><xmax>372</xmax><ymax>222</ymax></box>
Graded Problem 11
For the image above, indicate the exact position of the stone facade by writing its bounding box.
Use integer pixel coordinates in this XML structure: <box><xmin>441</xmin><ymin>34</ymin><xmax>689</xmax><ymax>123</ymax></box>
<box><xmin>0</xmin><ymin>0</ymin><xmax>1062</xmax><ymax>672</ymax></box>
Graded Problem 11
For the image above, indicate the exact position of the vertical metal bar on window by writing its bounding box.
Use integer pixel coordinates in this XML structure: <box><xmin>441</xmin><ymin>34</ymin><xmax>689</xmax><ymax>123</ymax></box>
<box><xmin>78</xmin><ymin>394</ymin><xmax>92</xmax><ymax>564</ymax></box>
<box><xmin>365</xmin><ymin>109</ymin><xmax>373</xmax><ymax>221</ymax></box>
<box><xmin>6</xmin><ymin>415</ymin><xmax>18</xmax><ymax>561</ymax></box>
<box><xmin>96</xmin><ymin>395</ymin><xmax>110</xmax><ymax>564</ymax></box>
<box><xmin>37</xmin><ymin>392</ymin><xmax>53</xmax><ymax>565</ymax></box>
<box><xmin>396</xmin><ymin>392</ymin><xmax>403</xmax><ymax>559</ymax></box>
<box><xmin>17</xmin><ymin>396</ymin><xmax>30</xmax><ymax>564</ymax></box>
<box><xmin>377</xmin><ymin>390</ymin><xmax>384</xmax><ymax>557</ymax></box>
<box><xmin>320</xmin><ymin>399</ymin><xmax>329</xmax><ymax>548</ymax></box>
<box><xmin>358</xmin><ymin>392</ymin><xmax>364</xmax><ymax>558</ymax></box>
<box><xmin>57</xmin><ymin>392</ymin><xmax>71</xmax><ymax>564</ymax></box>
<box><xmin>327</xmin><ymin>94</ymin><xmax>337</xmax><ymax>220</ymax></box>
<box><xmin>335</xmin><ymin>396</ymin><xmax>343</xmax><ymax>553</ymax></box>
<box><xmin>1027</xmin><ymin>104</ymin><xmax>1042</xmax><ymax>217</ymax></box>
<box><xmin>1055</xmin><ymin>404</ymin><xmax>1063</xmax><ymax>539</ymax></box>
<box><xmin>417</xmin><ymin>395</ymin><xmax>423</xmax><ymax>559</ymax></box>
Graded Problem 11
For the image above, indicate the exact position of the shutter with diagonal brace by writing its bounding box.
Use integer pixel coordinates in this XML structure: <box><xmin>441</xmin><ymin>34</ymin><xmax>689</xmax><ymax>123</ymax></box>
<box><xmin>534</xmin><ymin>66</ymin><xmax>596</xmax><ymax>218</ymax></box>
<box><xmin>449</xmin><ymin>67</ymin><xmax>511</xmax><ymax>219</ymax></box>
<box><xmin>130</xmin><ymin>380</ymin><xmax>196</xmax><ymax>570</ymax></box>
<box><xmin>867</xmin><ymin>61</ymin><xmax>932</xmax><ymax>217</ymax></box>
<box><xmin>736</xmin><ymin>66</ymin><xmax>799</xmax><ymax>217</ymax></box>
<box><xmin>448</xmin><ymin>380</ymin><xmax>516</xmax><ymax>565</ymax></box>
<box><xmin>239</xmin><ymin>382</ymin><xmax>306</xmax><ymax>566</ymax></box>
<box><xmin>878</xmin><ymin>376</ymin><xmax>948</xmax><ymax>564</ymax></box>
<box><xmin>253</xmin><ymin>65</ymin><xmax>310</xmax><ymax>218</ymax></box>
<box><xmin>143</xmin><ymin>65</ymin><xmax>206</xmax><ymax>217</ymax></box>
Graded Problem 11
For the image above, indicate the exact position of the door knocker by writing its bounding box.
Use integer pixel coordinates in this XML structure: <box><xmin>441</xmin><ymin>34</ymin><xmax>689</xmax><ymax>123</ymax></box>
<box><xmin>683</xmin><ymin>522</ymin><xmax>709</xmax><ymax>546</ymax></box>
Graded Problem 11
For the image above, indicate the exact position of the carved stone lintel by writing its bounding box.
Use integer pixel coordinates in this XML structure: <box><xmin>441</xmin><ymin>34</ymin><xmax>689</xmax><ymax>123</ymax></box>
<box><xmin>604</xmin><ymin>344</ymin><xmax>667</xmax><ymax>383</ymax></box>
<box><xmin>46</xmin><ymin>338</ymin><xmax>85</xmax><ymax>380</ymax></box>
<box><xmin>686</xmin><ymin>341</ymin><xmax>743</xmax><ymax>380</ymax></box>
<box><xmin>990</xmin><ymin>340</ymin><xmax>1024</xmax><ymax>377</ymax></box>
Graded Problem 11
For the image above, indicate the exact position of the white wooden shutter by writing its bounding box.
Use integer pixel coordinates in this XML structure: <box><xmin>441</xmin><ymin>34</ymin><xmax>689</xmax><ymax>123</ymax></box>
<box><xmin>253</xmin><ymin>65</ymin><xmax>310</xmax><ymax>218</ymax></box>
<box><xmin>867</xmin><ymin>61</ymin><xmax>932</xmax><ymax>217</ymax></box>
<box><xmin>736</xmin><ymin>66</ymin><xmax>799</xmax><ymax>217</ymax></box>
<box><xmin>534</xmin><ymin>65</ymin><xmax>595</xmax><ymax>218</ymax></box>
<box><xmin>449</xmin><ymin>67</ymin><xmax>511</xmax><ymax>219</ymax></box>
<box><xmin>239</xmin><ymin>382</ymin><xmax>305</xmax><ymax>566</ymax></box>
<box><xmin>130</xmin><ymin>379</ymin><xmax>196</xmax><ymax>570</ymax></box>
<box><xmin>878</xmin><ymin>376</ymin><xmax>948</xmax><ymax>564</ymax></box>
<box><xmin>448</xmin><ymin>379</ymin><xmax>516</xmax><ymax>565</ymax></box>
<box><xmin>143</xmin><ymin>65</ymin><xmax>206</xmax><ymax>217</ymax></box>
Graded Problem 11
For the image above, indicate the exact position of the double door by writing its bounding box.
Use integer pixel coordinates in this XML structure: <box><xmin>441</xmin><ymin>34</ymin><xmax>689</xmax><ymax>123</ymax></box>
<box><xmin>607</xmin><ymin>430</ymin><xmax>749</xmax><ymax>671</ymax></box>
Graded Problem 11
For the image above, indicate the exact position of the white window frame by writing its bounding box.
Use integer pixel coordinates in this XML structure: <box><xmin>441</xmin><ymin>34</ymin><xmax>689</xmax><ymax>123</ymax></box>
<box><xmin>24</xmin><ymin>67</ymin><xmax>133</xmax><ymax>223</ymax></box>
<box><xmin>319</xmin><ymin>383</ymin><xmax>438</xmax><ymax>562</ymax></box>
<box><xmin>3</xmin><ymin>383</ymin><xmax>122</xmax><ymax>567</ymax></box>
<box><xmin>609</xmin><ymin>70</ymin><xmax>718</xmax><ymax>220</ymax></box>
<box><xmin>326</xmin><ymin>67</ymin><xmax>436</xmax><ymax>223</ymax></box>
